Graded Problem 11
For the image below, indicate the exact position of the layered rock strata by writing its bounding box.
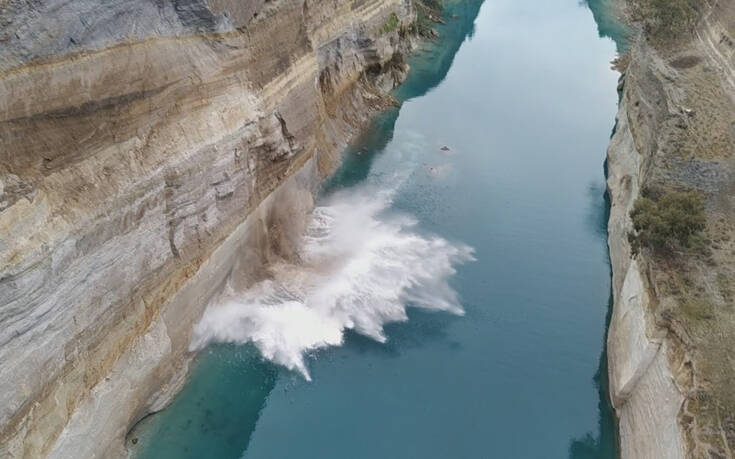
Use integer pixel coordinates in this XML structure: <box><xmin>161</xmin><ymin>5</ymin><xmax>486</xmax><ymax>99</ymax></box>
<box><xmin>0</xmin><ymin>0</ymin><xmax>416</xmax><ymax>456</ymax></box>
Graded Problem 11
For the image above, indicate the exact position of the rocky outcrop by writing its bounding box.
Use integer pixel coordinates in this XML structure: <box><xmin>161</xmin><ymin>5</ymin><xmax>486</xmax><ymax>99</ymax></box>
<box><xmin>0</xmin><ymin>0</ymin><xmax>417</xmax><ymax>456</ymax></box>
<box><xmin>606</xmin><ymin>82</ymin><xmax>686</xmax><ymax>459</ymax></box>
<box><xmin>606</xmin><ymin>1</ymin><xmax>735</xmax><ymax>457</ymax></box>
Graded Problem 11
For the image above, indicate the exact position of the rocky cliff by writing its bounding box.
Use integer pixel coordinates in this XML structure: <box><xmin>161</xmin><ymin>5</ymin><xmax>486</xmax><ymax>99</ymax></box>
<box><xmin>0</xmin><ymin>0</ymin><xmax>420</xmax><ymax>456</ymax></box>
<box><xmin>606</xmin><ymin>0</ymin><xmax>735</xmax><ymax>457</ymax></box>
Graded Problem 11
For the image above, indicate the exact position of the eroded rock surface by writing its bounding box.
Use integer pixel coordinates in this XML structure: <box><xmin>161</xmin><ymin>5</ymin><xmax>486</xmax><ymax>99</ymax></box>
<box><xmin>0</xmin><ymin>0</ymin><xmax>417</xmax><ymax>456</ymax></box>
<box><xmin>607</xmin><ymin>1</ymin><xmax>735</xmax><ymax>457</ymax></box>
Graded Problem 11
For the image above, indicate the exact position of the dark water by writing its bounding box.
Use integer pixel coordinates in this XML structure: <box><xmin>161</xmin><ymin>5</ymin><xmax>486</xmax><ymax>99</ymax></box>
<box><xmin>134</xmin><ymin>1</ymin><xmax>625</xmax><ymax>457</ymax></box>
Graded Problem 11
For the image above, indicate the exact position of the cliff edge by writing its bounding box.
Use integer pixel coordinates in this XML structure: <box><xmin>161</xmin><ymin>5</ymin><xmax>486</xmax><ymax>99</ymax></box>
<box><xmin>0</xmin><ymin>0</ymin><xmax>423</xmax><ymax>456</ymax></box>
<box><xmin>606</xmin><ymin>0</ymin><xmax>735</xmax><ymax>457</ymax></box>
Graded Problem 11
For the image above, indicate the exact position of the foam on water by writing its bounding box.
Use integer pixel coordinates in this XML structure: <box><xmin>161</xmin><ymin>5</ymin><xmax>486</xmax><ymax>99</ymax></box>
<box><xmin>190</xmin><ymin>185</ymin><xmax>474</xmax><ymax>380</ymax></box>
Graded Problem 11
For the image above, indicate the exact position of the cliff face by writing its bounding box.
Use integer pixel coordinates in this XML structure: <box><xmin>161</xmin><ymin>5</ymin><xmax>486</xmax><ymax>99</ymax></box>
<box><xmin>0</xmin><ymin>0</ymin><xmax>417</xmax><ymax>456</ymax></box>
<box><xmin>606</xmin><ymin>1</ymin><xmax>735</xmax><ymax>457</ymax></box>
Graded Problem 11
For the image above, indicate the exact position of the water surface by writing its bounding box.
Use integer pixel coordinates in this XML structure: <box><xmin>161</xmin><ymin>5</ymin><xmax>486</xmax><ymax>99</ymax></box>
<box><xmin>134</xmin><ymin>1</ymin><xmax>624</xmax><ymax>457</ymax></box>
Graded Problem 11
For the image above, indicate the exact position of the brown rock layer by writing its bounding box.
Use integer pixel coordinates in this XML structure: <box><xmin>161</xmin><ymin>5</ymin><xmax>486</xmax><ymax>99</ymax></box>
<box><xmin>0</xmin><ymin>0</ymin><xmax>417</xmax><ymax>456</ymax></box>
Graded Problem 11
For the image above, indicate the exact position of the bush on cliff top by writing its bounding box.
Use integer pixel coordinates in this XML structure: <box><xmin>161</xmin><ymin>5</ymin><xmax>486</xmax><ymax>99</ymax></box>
<box><xmin>628</xmin><ymin>191</ymin><xmax>706</xmax><ymax>254</ymax></box>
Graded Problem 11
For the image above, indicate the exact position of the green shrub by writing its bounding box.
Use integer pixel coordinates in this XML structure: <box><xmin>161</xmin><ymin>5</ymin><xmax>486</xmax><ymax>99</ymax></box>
<box><xmin>628</xmin><ymin>191</ymin><xmax>706</xmax><ymax>254</ymax></box>
<box><xmin>381</xmin><ymin>13</ymin><xmax>399</xmax><ymax>34</ymax></box>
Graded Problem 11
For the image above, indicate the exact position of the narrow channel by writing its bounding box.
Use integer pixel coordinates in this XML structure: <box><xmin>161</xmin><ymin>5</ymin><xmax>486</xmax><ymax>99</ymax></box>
<box><xmin>133</xmin><ymin>1</ymin><xmax>625</xmax><ymax>457</ymax></box>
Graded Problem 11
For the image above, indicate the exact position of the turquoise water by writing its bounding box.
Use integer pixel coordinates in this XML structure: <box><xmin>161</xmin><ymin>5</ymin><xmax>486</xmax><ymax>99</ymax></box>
<box><xmin>584</xmin><ymin>0</ymin><xmax>631</xmax><ymax>52</ymax></box>
<box><xmin>133</xmin><ymin>1</ymin><xmax>624</xmax><ymax>457</ymax></box>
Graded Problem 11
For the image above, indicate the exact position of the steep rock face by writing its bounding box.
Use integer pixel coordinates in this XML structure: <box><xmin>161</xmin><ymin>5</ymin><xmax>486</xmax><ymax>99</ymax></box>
<box><xmin>0</xmin><ymin>0</ymin><xmax>416</xmax><ymax>456</ymax></box>
<box><xmin>606</xmin><ymin>1</ymin><xmax>735</xmax><ymax>457</ymax></box>
<box><xmin>607</xmin><ymin>43</ymin><xmax>687</xmax><ymax>459</ymax></box>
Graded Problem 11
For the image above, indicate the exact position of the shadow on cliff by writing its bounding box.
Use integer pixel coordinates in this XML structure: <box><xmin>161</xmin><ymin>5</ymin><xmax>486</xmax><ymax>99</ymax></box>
<box><xmin>568</xmin><ymin>292</ymin><xmax>618</xmax><ymax>459</ymax></box>
<box><xmin>585</xmin><ymin>181</ymin><xmax>610</xmax><ymax>240</ymax></box>
<box><xmin>570</xmin><ymin>0</ymin><xmax>628</xmax><ymax>445</ymax></box>
<box><xmin>568</xmin><ymin>173</ymin><xmax>618</xmax><ymax>459</ymax></box>
<box><xmin>323</xmin><ymin>0</ymin><xmax>484</xmax><ymax>193</ymax></box>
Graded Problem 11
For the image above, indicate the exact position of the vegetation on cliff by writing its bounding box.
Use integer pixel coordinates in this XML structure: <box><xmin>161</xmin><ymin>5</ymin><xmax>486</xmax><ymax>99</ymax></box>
<box><xmin>381</xmin><ymin>12</ymin><xmax>400</xmax><ymax>33</ymax></box>
<box><xmin>614</xmin><ymin>0</ymin><xmax>735</xmax><ymax>452</ymax></box>
<box><xmin>628</xmin><ymin>191</ymin><xmax>706</xmax><ymax>254</ymax></box>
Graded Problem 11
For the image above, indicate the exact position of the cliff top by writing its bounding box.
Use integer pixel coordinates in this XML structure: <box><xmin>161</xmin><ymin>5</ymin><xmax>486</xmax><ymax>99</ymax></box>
<box><xmin>622</xmin><ymin>0</ymin><xmax>735</xmax><ymax>454</ymax></box>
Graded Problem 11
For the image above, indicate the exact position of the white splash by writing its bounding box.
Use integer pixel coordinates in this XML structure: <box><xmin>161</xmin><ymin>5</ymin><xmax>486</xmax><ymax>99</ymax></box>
<box><xmin>191</xmin><ymin>185</ymin><xmax>474</xmax><ymax>381</ymax></box>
